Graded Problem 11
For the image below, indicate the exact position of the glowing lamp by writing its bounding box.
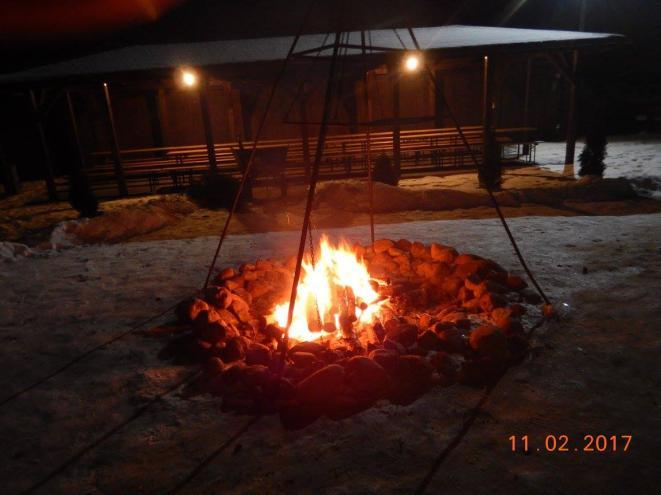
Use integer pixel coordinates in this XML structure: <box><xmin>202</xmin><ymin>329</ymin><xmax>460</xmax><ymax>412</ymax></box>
<box><xmin>179</xmin><ymin>68</ymin><xmax>198</xmax><ymax>88</ymax></box>
<box><xmin>404</xmin><ymin>54</ymin><xmax>420</xmax><ymax>72</ymax></box>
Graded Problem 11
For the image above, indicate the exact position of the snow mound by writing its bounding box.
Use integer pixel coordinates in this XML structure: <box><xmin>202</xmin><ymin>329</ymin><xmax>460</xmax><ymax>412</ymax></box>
<box><xmin>314</xmin><ymin>177</ymin><xmax>636</xmax><ymax>213</ymax></box>
<box><xmin>49</xmin><ymin>202</ymin><xmax>190</xmax><ymax>246</ymax></box>
<box><xmin>629</xmin><ymin>177</ymin><xmax>661</xmax><ymax>200</ymax></box>
<box><xmin>0</xmin><ymin>241</ymin><xmax>32</xmax><ymax>262</ymax></box>
<box><xmin>314</xmin><ymin>179</ymin><xmax>519</xmax><ymax>213</ymax></box>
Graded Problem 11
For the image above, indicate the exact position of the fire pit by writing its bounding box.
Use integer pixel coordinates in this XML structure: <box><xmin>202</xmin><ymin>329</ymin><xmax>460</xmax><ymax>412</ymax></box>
<box><xmin>168</xmin><ymin>238</ymin><xmax>540</xmax><ymax>429</ymax></box>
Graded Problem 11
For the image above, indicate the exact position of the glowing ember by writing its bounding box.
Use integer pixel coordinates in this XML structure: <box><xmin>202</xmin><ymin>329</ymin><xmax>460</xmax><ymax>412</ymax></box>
<box><xmin>272</xmin><ymin>236</ymin><xmax>386</xmax><ymax>343</ymax></box>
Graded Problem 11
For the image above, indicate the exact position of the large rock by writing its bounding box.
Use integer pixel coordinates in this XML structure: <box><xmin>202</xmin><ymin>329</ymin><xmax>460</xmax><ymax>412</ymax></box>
<box><xmin>410</xmin><ymin>242</ymin><xmax>430</xmax><ymax>259</ymax></box>
<box><xmin>289</xmin><ymin>341</ymin><xmax>325</xmax><ymax>356</ymax></box>
<box><xmin>395</xmin><ymin>239</ymin><xmax>412</xmax><ymax>251</ymax></box>
<box><xmin>368</xmin><ymin>348</ymin><xmax>399</xmax><ymax>374</ymax></box>
<box><xmin>479</xmin><ymin>292</ymin><xmax>508</xmax><ymax>312</ymax></box>
<box><xmin>469</xmin><ymin>325</ymin><xmax>508</xmax><ymax>362</ymax></box>
<box><xmin>204</xmin><ymin>286</ymin><xmax>233</xmax><ymax>309</ymax></box>
<box><xmin>440</xmin><ymin>276</ymin><xmax>464</xmax><ymax>298</ymax></box>
<box><xmin>454</xmin><ymin>259</ymin><xmax>490</xmax><ymax>280</ymax></box>
<box><xmin>491</xmin><ymin>307</ymin><xmax>524</xmax><ymax>335</ymax></box>
<box><xmin>230</xmin><ymin>294</ymin><xmax>251</xmax><ymax>322</ymax></box>
<box><xmin>385</xmin><ymin>323</ymin><xmax>418</xmax><ymax>347</ymax></box>
<box><xmin>395</xmin><ymin>355</ymin><xmax>434</xmax><ymax>383</ymax></box>
<box><xmin>435</xmin><ymin>326</ymin><xmax>466</xmax><ymax>354</ymax></box>
<box><xmin>430</xmin><ymin>243</ymin><xmax>458</xmax><ymax>263</ymax></box>
<box><xmin>218</xmin><ymin>336</ymin><xmax>246</xmax><ymax>362</ymax></box>
<box><xmin>245</xmin><ymin>342</ymin><xmax>272</xmax><ymax>366</ymax></box>
<box><xmin>290</xmin><ymin>351</ymin><xmax>320</xmax><ymax>368</ymax></box>
<box><xmin>373</xmin><ymin>239</ymin><xmax>395</xmax><ymax>253</ymax></box>
<box><xmin>175</xmin><ymin>298</ymin><xmax>210</xmax><ymax>324</ymax></box>
<box><xmin>296</xmin><ymin>364</ymin><xmax>345</xmax><ymax>407</ymax></box>
<box><xmin>344</xmin><ymin>356</ymin><xmax>391</xmax><ymax>402</ymax></box>
<box><xmin>193</xmin><ymin>310</ymin><xmax>231</xmax><ymax>343</ymax></box>
<box><xmin>417</xmin><ymin>329</ymin><xmax>442</xmax><ymax>351</ymax></box>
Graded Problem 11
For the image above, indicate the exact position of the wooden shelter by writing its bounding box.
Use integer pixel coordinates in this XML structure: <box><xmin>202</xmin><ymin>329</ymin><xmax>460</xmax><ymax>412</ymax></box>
<box><xmin>0</xmin><ymin>25</ymin><xmax>624</xmax><ymax>200</ymax></box>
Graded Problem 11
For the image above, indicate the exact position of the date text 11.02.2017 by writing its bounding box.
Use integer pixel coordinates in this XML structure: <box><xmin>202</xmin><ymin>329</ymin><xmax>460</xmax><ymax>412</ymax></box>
<box><xmin>509</xmin><ymin>434</ymin><xmax>632</xmax><ymax>453</ymax></box>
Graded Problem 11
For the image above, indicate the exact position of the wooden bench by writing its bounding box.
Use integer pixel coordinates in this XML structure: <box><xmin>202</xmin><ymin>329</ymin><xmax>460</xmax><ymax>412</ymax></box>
<box><xmin>81</xmin><ymin>126</ymin><xmax>537</xmax><ymax>197</ymax></box>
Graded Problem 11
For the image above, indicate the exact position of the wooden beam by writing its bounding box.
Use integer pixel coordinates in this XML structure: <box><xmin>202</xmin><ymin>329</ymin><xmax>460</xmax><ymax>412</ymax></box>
<box><xmin>102</xmin><ymin>83</ymin><xmax>128</xmax><ymax>196</ymax></box>
<box><xmin>198</xmin><ymin>79</ymin><xmax>218</xmax><ymax>174</ymax></box>
<box><xmin>391</xmin><ymin>68</ymin><xmax>401</xmax><ymax>176</ymax></box>
<box><xmin>29</xmin><ymin>90</ymin><xmax>57</xmax><ymax>201</ymax></box>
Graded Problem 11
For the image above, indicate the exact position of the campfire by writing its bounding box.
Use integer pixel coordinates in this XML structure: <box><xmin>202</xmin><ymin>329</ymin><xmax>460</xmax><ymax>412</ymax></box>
<box><xmin>273</xmin><ymin>236</ymin><xmax>387</xmax><ymax>343</ymax></box>
<box><xmin>167</xmin><ymin>238</ymin><xmax>540</xmax><ymax>429</ymax></box>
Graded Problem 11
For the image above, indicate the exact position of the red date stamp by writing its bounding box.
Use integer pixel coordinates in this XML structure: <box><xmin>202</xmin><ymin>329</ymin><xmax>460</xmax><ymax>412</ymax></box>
<box><xmin>509</xmin><ymin>434</ymin><xmax>632</xmax><ymax>453</ymax></box>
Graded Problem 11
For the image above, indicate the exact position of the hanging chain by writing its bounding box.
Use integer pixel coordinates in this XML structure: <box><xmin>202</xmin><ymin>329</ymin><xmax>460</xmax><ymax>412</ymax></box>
<box><xmin>307</xmin><ymin>219</ymin><xmax>323</xmax><ymax>331</ymax></box>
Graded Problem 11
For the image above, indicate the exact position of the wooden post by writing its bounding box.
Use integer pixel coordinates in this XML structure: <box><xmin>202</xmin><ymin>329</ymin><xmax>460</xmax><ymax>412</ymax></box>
<box><xmin>523</xmin><ymin>56</ymin><xmax>532</xmax><ymax>136</ymax></box>
<box><xmin>102</xmin><ymin>83</ymin><xmax>128</xmax><ymax>196</ymax></box>
<box><xmin>481</xmin><ymin>54</ymin><xmax>499</xmax><ymax>189</ymax></box>
<box><xmin>392</xmin><ymin>68</ymin><xmax>401</xmax><ymax>177</ymax></box>
<box><xmin>66</xmin><ymin>90</ymin><xmax>85</xmax><ymax>172</ymax></box>
<box><xmin>564</xmin><ymin>50</ymin><xmax>579</xmax><ymax>176</ymax></box>
<box><xmin>298</xmin><ymin>83</ymin><xmax>312</xmax><ymax>178</ymax></box>
<box><xmin>0</xmin><ymin>143</ymin><xmax>20</xmax><ymax>195</ymax></box>
<box><xmin>198</xmin><ymin>79</ymin><xmax>218</xmax><ymax>174</ymax></box>
<box><xmin>146</xmin><ymin>89</ymin><xmax>165</xmax><ymax>149</ymax></box>
<box><xmin>239</xmin><ymin>89</ymin><xmax>257</xmax><ymax>141</ymax></box>
<box><xmin>29</xmin><ymin>90</ymin><xmax>57</xmax><ymax>200</ymax></box>
<box><xmin>434</xmin><ymin>69</ymin><xmax>444</xmax><ymax>128</ymax></box>
<box><xmin>482</xmin><ymin>55</ymin><xmax>492</xmax><ymax>160</ymax></box>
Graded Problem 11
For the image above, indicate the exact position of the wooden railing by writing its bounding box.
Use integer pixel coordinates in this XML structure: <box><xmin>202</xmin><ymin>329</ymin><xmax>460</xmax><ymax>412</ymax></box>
<box><xmin>59</xmin><ymin>126</ymin><xmax>536</xmax><ymax>197</ymax></box>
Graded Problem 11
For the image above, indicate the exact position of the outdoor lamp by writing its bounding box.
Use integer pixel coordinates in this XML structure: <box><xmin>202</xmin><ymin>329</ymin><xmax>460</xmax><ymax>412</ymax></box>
<box><xmin>179</xmin><ymin>68</ymin><xmax>198</xmax><ymax>88</ymax></box>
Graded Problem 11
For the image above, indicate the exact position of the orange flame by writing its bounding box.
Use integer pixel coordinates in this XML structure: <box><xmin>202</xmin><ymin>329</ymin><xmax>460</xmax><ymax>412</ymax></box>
<box><xmin>272</xmin><ymin>236</ymin><xmax>385</xmax><ymax>343</ymax></box>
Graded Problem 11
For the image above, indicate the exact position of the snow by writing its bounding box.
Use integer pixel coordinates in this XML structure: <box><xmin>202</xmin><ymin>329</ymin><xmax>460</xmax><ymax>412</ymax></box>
<box><xmin>48</xmin><ymin>219</ymin><xmax>86</xmax><ymax>248</ymax></box>
<box><xmin>1</xmin><ymin>213</ymin><xmax>659</xmax><ymax>493</ymax></box>
<box><xmin>535</xmin><ymin>135</ymin><xmax>661</xmax><ymax>198</ymax></box>
<box><xmin>0</xmin><ymin>26</ymin><xmax>620</xmax><ymax>83</ymax></box>
<box><xmin>0</xmin><ymin>241</ymin><xmax>32</xmax><ymax>262</ymax></box>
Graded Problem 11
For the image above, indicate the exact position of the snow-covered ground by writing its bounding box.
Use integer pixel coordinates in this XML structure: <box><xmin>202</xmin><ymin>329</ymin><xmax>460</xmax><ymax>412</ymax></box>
<box><xmin>535</xmin><ymin>134</ymin><xmax>661</xmax><ymax>198</ymax></box>
<box><xmin>1</xmin><ymin>213</ymin><xmax>660</xmax><ymax>494</ymax></box>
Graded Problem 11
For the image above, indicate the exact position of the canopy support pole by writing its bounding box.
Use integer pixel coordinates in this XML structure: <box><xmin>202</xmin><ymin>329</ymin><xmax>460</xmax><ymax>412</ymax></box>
<box><xmin>391</xmin><ymin>68</ymin><xmax>401</xmax><ymax>178</ymax></box>
<box><xmin>102</xmin><ymin>82</ymin><xmax>128</xmax><ymax>195</ymax></box>
<box><xmin>523</xmin><ymin>56</ymin><xmax>532</xmax><ymax>141</ymax></box>
<box><xmin>29</xmin><ymin>90</ymin><xmax>57</xmax><ymax>201</ymax></box>
<box><xmin>66</xmin><ymin>90</ymin><xmax>85</xmax><ymax>173</ymax></box>
<box><xmin>564</xmin><ymin>50</ymin><xmax>579</xmax><ymax>177</ymax></box>
<box><xmin>481</xmin><ymin>54</ymin><xmax>499</xmax><ymax>189</ymax></box>
<box><xmin>199</xmin><ymin>79</ymin><xmax>218</xmax><ymax>174</ymax></box>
